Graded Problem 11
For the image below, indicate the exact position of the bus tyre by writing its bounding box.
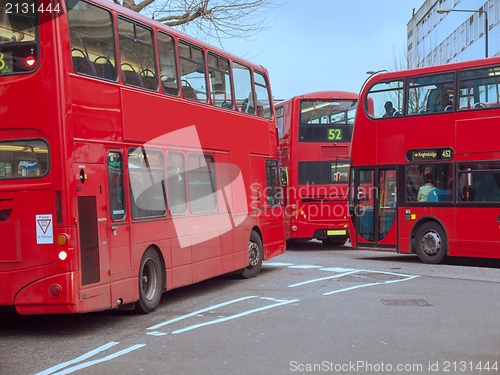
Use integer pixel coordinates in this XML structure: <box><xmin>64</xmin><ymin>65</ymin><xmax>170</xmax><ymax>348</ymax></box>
<box><xmin>135</xmin><ymin>248</ymin><xmax>164</xmax><ymax>314</ymax></box>
<box><xmin>238</xmin><ymin>231</ymin><xmax>263</xmax><ymax>279</ymax></box>
<box><xmin>415</xmin><ymin>222</ymin><xmax>448</xmax><ymax>264</ymax></box>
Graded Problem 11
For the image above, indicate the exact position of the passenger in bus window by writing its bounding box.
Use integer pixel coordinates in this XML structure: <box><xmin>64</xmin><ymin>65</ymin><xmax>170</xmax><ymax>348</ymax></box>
<box><xmin>435</xmin><ymin>92</ymin><xmax>452</xmax><ymax>112</ymax></box>
<box><xmin>417</xmin><ymin>174</ymin><xmax>435</xmax><ymax>202</ymax></box>
<box><xmin>383</xmin><ymin>101</ymin><xmax>396</xmax><ymax>117</ymax></box>
<box><xmin>241</xmin><ymin>92</ymin><xmax>264</xmax><ymax>115</ymax></box>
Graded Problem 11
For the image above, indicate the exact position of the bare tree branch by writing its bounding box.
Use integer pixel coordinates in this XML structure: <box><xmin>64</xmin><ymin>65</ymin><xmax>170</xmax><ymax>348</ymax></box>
<box><xmin>115</xmin><ymin>0</ymin><xmax>283</xmax><ymax>46</ymax></box>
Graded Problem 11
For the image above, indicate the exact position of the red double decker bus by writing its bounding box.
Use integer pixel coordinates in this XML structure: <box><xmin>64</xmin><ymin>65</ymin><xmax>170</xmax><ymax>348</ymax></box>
<box><xmin>276</xmin><ymin>91</ymin><xmax>358</xmax><ymax>246</ymax></box>
<box><xmin>0</xmin><ymin>0</ymin><xmax>285</xmax><ymax>315</ymax></box>
<box><xmin>349</xmin><ymin>56</ymin><xmax>500</xmax><ymax>264</ymax></box>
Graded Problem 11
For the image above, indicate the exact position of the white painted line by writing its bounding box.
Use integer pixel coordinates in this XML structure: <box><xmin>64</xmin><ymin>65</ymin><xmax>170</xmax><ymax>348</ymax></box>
<box><xmin>324</xmin><ymin>281</ymin><xmax>385</xmax><ymax>295</ymax></box>
<box><xmin>50</xmin><ymin>344</ymin><xmax>146</xmax><ymax>375</ymax></box>
<box><xmin>259</xmin><ymin>296</ymin><xmax>290</xmax><ymax>302</ymax></box>
<box><xmin>323</xmin><ymin>275</ymin><xmax>419</xmax><ymax>296</ymax></box>
<box><xmin>172</xmin><ymin>298</ymin><xmax>300</xmax><ymax>334</ymax></box>
<box><xmin>288</xmin><ymin>265</ymin><xmax>323</xmax><ymax>269</ymax></box>
<box><xmin>356</xmin><ymin>269</ymin><xmax>419</xmax><ymax>278</ymax></box>
<box><xmin>288</xmin><ymin>270</ymin><xmax>360</xmax><ymax>288</ymax></box>
<box><xmin>146</xmin><ymin>331</ymin><xmax>168</xmax><ymax>336</ymax></box>
<box><xmin>263</xmin><ymin>262</ymin><xmax>295</xmax><ymax>267</ymax></box>
<box><xmin>319</xmin><ymin>267</ymin><xmax>357</xmax><ymax>272</ymax></box>
<box><xmin>146</xmin><ymin>295</ymin><xmax>257</xmax><ymax>330</ymax></box>
<box><xmin>34</xmin><ymin>342</ymin><xmax>119</xmax><ymax>375</ymax></box>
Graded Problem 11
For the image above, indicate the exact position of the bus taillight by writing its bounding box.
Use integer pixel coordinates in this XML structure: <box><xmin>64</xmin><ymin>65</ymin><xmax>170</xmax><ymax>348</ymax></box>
<box><xmin>25</xmin><ymin>56</ymin><xmax>37</xmax><ymax>67</ymax></box>
<box><xmin>56</xmin><ymin>234</ymin><xmax>72</xmax><ymax>265</ymax></box>
<box><xmin>49</xmin><ymin>284</ymin><xmax>62</xmax><ymax>298</ymax></box>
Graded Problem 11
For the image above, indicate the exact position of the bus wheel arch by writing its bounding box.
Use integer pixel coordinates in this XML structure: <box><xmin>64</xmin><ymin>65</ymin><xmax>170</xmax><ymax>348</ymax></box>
<box><xmin>135</xmin><ymin>245</ymin><xmax>166</xmax><ymax>314</ymax></box>
<box><xmin>412</xmin><ymin>219</ymin><xmax>448</xmax><ymax>264</ymax></box>
<box><xmin>236</xmin><ymin>228</ymin><xmax>264</xmax><ymax>279</ymax></box>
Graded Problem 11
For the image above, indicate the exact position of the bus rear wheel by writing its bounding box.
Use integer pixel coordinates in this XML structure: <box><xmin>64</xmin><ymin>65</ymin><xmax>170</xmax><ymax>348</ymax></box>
<box><xmin>237</xmin><ymin>231</ymin><xmax>263</xmax><ymax>279</ymax></box>
<box><xmin>415</xmin><ymin>222</ymin><xmax>448</xmax><ymax>264</ymax></box>
<box><xmin>135</xmin><ymin>248</ymin><xmax>164</xmax><ymax>314</ymax></box>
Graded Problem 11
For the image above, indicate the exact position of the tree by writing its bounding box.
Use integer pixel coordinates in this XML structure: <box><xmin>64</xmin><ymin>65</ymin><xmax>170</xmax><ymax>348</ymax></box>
<box><xmin>114</xmin><ymin>0</ymin><xmax>280</xmax><ymax>46</ymax></box>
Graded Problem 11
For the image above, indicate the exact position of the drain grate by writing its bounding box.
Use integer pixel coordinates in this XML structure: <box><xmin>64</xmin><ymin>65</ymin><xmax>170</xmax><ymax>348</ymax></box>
<box><xmin>381</xmin><ymin>299</ymin><xmax>432</xmax><ymax>307</ymax></box>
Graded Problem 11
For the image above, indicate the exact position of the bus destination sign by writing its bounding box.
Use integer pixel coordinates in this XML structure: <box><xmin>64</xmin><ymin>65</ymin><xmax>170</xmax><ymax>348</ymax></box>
<box><xmin>327</xmin><ymin>127</ymin><xmax>343</xmax><ymax>141</ymax></box>
<box><xmin>407</xmin><ymin>147</ymin><xmax>454</xmax><ymax>162</ymax></box>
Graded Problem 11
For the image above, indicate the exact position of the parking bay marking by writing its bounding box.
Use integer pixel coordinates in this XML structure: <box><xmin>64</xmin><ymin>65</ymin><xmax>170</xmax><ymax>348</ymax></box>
<box><xmin>34</xmin><ymin>342</ymin><xmax>145</xmax><ymax>375</ymax></box>
<box><xmin>146</xmin><ymin>296</ymin><xmax>299</xmax><ymax>335</ymax></box>
<box><xmin>287</xmin><ymin>268</ymin><xmax>419</xmax><ymax>295</ymax></box>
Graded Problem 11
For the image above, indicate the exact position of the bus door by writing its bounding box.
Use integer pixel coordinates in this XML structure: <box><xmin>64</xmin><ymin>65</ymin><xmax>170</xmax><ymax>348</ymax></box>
<box><xmin>74</xmin><ymin>163</ymin><xmax>110</xmax><ymax>294</ymax></box>
<box><xmin>250</xmin><ymin>157</ymin><xmax>284</xmax><ymax>256</ymax></box>
<box><xmin>351</xmin><ymin>167</ymin><xmax>397</xmax><ymax>249</ymax></box>
<box><xmin>105</xmin><ymin>152</ymin><xmax>132</xmax><ymax>279</ymax></box>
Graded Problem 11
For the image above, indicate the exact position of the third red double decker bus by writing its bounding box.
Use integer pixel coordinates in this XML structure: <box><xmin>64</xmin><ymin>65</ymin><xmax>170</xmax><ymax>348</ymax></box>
<box><xmin>349</xmin><ymin>56</ymin><xmax>500</xmax><ymax>264</ymax></box>
<box><xmin>276</xmin><ymin>91</ymin><xmax>358</xmax><ymax>246</ymax></box>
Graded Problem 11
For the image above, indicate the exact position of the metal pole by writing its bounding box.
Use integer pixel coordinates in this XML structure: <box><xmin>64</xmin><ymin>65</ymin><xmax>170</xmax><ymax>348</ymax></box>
<box><xmin>484</xmin><ymin>11</ymin><xmax>489</xmax><ymax>58</ymax></box>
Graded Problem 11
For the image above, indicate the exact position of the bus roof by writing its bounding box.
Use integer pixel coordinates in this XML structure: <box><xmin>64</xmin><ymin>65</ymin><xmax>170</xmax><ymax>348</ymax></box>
<box><xmin>278</xmin><ymin>90</ymin><xmax>358</xmax><ymax>104</ymax></box>
<box><xmin>364</xmin><ymin>56</ymin><xmax>500</xmax><ymax>85</ymax></box>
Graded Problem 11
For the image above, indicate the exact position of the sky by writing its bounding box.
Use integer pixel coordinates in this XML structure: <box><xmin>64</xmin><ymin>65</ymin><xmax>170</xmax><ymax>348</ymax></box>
<box><xmin>219</xmin><ymin>0</ymin><xmax>425</xmax><ymax>101</ymax></box>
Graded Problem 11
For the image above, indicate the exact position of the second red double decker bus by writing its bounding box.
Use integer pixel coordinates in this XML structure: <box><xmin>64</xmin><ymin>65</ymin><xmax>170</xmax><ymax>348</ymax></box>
<box><xmin>276</xmin><ymin>91</ymin><xmax>358</xmax><ymax>246</ymax></box>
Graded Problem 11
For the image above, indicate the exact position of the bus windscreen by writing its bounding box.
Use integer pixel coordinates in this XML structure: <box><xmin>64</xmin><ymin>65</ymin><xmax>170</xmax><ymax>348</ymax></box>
<box><xmin>299</xmin><ymin>100</ymin><xmax>356</xmax><ymax>142</ymax></box>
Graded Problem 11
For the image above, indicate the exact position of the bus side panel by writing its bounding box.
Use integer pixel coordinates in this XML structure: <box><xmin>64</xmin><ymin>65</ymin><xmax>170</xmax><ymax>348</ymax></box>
<box><xmin>169</xmin><ymin>232</ymin><xmax>193</xmax><ymax>289</ymax></box>
<box><xmin>376</xmin><ymin>121</ymin><xmax>405</xmax><ymax>166</ymax></box>
<box><xmin>456</xmin><ymin>117</ymin><xmax>497</xmax><ymax>154</ymax></box>
<box><xmin>220</xmin><ymin>220</ymin><xmax>249</xmax><ymax>274</ymax></box>
<box><xmin>454</xmin><ymin>207</ymin><xmax>500</xmax><ymax>258</ymax></box>
<box><xmin>120</xmin><ymin>90</ymin><xmax>272</xmax><ymax>155</ymax></box>
<box><xmin>0</xmin><ymin>190</ymin><xmax>55</xmax><ymax>306</ymax></box>
<box><xmin>215</xmin><ymin>152</ymin><xmax>248</xmax><ymax>264</ymax></box>
<box><xmin>70</xmin><ymin>77</ymin><xmax>123</xmax><ymax>141</ymax></box>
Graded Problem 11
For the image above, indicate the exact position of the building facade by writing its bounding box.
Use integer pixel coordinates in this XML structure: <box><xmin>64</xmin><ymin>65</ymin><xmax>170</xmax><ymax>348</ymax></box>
<box><xmin>408</xmin><ymin>0</ymin><xmax>500</xmax><ymax>68</ymax></box>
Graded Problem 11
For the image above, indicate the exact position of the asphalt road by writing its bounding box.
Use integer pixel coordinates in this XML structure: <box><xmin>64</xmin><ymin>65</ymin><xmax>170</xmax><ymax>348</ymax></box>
<box><xmin>2</xmin><ymin>241</ymin><xmax>500</xmax><ymax>375</ymax></box>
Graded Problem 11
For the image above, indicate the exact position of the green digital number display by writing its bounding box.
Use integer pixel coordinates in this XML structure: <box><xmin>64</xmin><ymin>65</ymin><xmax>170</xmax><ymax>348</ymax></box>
<box><xmin>328</xmin><ymin>128</ymin><xmax>342</xmax><ymax>141</ymax></box>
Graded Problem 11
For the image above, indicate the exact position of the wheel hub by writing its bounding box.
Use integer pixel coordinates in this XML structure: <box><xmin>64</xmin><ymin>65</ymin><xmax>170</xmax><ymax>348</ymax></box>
<box><xmin>248</xmin><ymin>242</ymin><xmax>260</xmax><ymax>266</ymax></box>
<box><xmin>142</xmin><ymin>258</ymin><xmax>158</xmax><ymax>301</ymax></box>
<box><xmin>421</xmin><ymin>231</ymin><xmax>441</xmax><ymax>256</ymax></box>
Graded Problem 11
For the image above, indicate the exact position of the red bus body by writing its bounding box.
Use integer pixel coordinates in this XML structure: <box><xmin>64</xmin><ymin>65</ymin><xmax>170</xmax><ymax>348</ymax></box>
<box><xmin>0</xmin><ymin>0</ymin><xmax>284</xmax><ymax>314</ymax></box>
<box><xmin>276</xmin><ymin>91</ymin><xmax>358</xmax><ymax>245</ymax></box>
<box><xmin>349</xmin><ymin>56</ymin><xmax>500</xmax><ymax>263</ymax></box>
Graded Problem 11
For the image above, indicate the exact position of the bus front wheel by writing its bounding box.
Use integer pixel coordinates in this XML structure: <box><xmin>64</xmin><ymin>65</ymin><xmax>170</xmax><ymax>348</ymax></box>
<box><xmin>237</xmin><ymin>231</ymin><xmax>263</xmax><ymax>279</ymax></box>
<box><xmin>135</xmin><ymin>248</ymin><xmax>164</xmax><ymax>314</ymax></box>
<box><xmin>415</xmin><ymin>222</ymin><xmax>448</xmax><ymax>264</ymax></box>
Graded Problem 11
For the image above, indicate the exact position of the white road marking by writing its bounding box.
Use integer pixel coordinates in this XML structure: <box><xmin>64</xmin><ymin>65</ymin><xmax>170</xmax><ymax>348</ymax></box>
<box><xmin>146</xmin><ymin>295</ymin><xmax>257</xmax><ymax>331</ymax></box>
<box><xmin>50</xmin><ymin>345</ymin><xmax>145</xmax><ymax>375</ymax></box>
<box><xmin>323</xmin><ymin>274</ymin><xmax>419</xmax><ymax>295</ymax></box>
<box><xmin>319</xmin><ymin>267</ymin><xmax>357</xmax><ymax>272</ymax></box>
<box><xmin>34</xmin><ymin>342</ymin><xmax>145</xmax><ymax>375</ymax></box>
<box><xmin>288</xmin><ymin>270</ymin><xmax>360</xmax><ymax>288</ymax></box>
<box><xmin>171</xmin><ymin>297</ymin><xmax>299</xmax><ymax>334</ymax></box>
<box><xmin>283</xmin><ymin>263</ymin><xmax>419</xmax><ymax>295</ymax></box>
<box><xmin>263</xmin><ymin>262</ymin><xmax>295</xmax><ymax>267</ymax></box>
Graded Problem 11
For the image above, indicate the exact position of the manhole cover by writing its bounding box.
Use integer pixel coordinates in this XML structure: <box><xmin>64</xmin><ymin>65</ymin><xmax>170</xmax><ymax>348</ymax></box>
<box><xmin>381</xmin><ymin>299</ymin><xmax>432</xmax><ymax>307</ymax></box>
<box><xmin>339</xmin><ymin>272</ymin><xmax>403</xmax><ymax>283</ymax></box>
